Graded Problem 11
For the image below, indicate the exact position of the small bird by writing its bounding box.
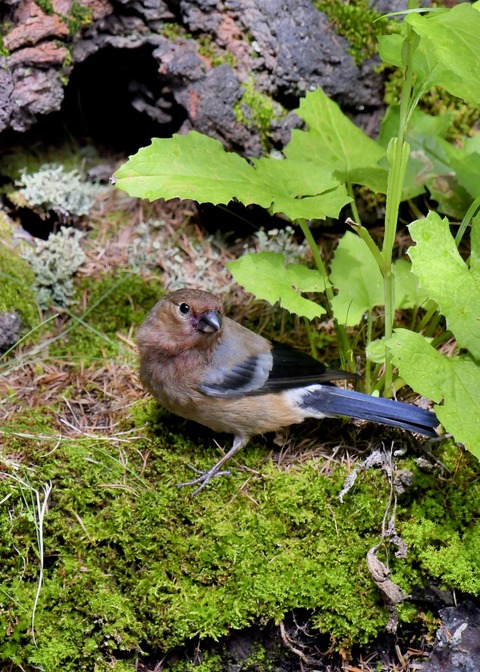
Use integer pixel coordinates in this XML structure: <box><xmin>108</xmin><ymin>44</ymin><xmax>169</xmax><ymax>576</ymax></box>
<box><xmin>138</xmin><ymin>288</ymin><xmax>439</xmax><ymax>495</ymax></box>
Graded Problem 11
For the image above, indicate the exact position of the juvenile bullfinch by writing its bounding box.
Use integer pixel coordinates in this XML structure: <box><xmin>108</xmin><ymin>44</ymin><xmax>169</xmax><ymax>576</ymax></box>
<box><xmin>138</xmin><ymin>288</ymin><xmax>439</xmax><ymax>495</ymax></box>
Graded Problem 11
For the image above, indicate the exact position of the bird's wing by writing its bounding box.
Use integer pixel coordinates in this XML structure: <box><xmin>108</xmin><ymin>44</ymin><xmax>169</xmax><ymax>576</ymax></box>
<box><xmin>258</xmin><ymin>343</ymin><xmax>357</xmax><ymax>392</ymax></box>
<box><xmin>200</xmin><ymin>319</ymin><xmax>355</xmax><ymax>398</ymax></box>
<box><xmin>199</xmin><ymin>318</ymin><xmax>273</xmax><ymax>398</ymax></box>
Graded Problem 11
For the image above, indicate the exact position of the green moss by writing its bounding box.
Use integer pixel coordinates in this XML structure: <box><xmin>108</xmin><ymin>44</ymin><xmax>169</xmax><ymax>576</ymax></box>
<box><xmin>34</xmin><ymin>0</ymin><xmax>54</xmax><ymax>15</ymax></box>
<box><xmin>0</xmin><ymin>398</ymin><xmax>391</xmax><ymax>668</ymax></box>
<box><xmin>48</xmin><ymin>271</ymin><xmax>164</xmax><ymax>362</ymax></box>
<box><xmin>384</xmin><ymin>71</ymin><xmax>480</xmax><ymax>142</ymax></box>
<box><xmin>166</xmin><ymin>643</ymin><xmax>277</xmax><ymax>672</ymax></box>
<box><xmin>2</xmin><ymin>398</ymin><xmax>480</xmax><ymax>670</ymax></box>
<box><xmin>61</xmin><ymin>46</ymin><xmax>73</xmax><ymax>68</ymax></box>
<box><xmin>234</xmin><ymin>80</ymin><xmax>283</xmax><ymax>151</ymax></box>
<box><xmin>60</xmin><ymin>47</ymin><xmax>73</xmax><ymax>85</ymax></box>
<box><xmin>0</xmin><ymin>237</ymin><xmax>40</xmax><ymax>345</ymax></box>
<box><xmin>392</xmin><ymin>442</ymin><xmax>480</xmax><ymax>594</ymax></box>
<box><xmin>67</xmin><ymin>2</ymin><xmax>94</xmax><ymax>36</ymax></box>
<box><xmin>197</xmin><ymin>37</ymin><xmax>236</xmax><ymax>68</ymax></box>
<box><xmin>314</xmin><ymin>0</ymin><xmax>391</xmax><ymax>65</ymax></box>
<box><xmin>418</xmin><ymin>88</ymin><xmax>480</xmax><ymax>142</ymax></box>
<box><xmin>161</xmin><ymin>23</ymin><xmax>193</xmax><ymax>40</ymax></box>
<box><xmin>0</xmin><ymin>34</ymin><xmax>10</xmax><ymax>57</ymax></box>
<box><xmin>159</xmin><ymin>26</ymin><xmax>236</xmax><ymax>69</ymax></box>
<box><xmin>167</xmin><ymin>654</ymin><xmax>224</xmax><ymax>672</ymax></box>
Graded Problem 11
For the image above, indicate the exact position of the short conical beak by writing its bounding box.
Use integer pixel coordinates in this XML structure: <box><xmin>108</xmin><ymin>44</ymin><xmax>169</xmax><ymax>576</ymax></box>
<box><xmin>197</xmin><ymin>310</ymin><xmax>222</xmax><ymax>333</ymax></box>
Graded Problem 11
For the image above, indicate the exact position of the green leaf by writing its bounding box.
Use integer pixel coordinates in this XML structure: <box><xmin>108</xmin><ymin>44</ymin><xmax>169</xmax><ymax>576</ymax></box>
<box><xmin>285</xmin><ymin>89</ymin><xmax>388</xmax><ymax>193</ymax></box>
<box><xmin>329</xmin><ymin>233</ymin><xmax>428</xmax><ymax>325</ymax></box>
<box><xmin>380</xmin><ymin>7</ymin><xmax>480</xmax><ymax>114</ymax></box>
<box><xmin>252</xmin><ymin>157</ymin><xmax>351</xmax><ymax>220</ymax></box>
<box><xmin>114</xmin><ymin>131</ymin><xmax>350</xmax><ymax>221</ymax></box>
<box><xmin>465</xmin><ymin>134</ymin><xmax>480</xmax><ymax>156</ymax></box>
<box><xmin>409</xmin><ymin>212</ymin><xmax>480</xmax><ymax>359</ymax></box>
<box><xmin>330</xmin><ymin>232</ymin><xmax>384</xmax><ymax>325</ymax></box>
<box><xmin>366</xmin><ymin>336</ymin><xmax>387</xmax><ymax>364</ymax></box>
<box><xmin>393</xmin><ymin>258</ymin><xmax>429</xmax><ymax>309</ymax></box>
<box><xmin>434</xmin><ymin>138</ymin><xmax>480</xmax><ymax>202</ymax></box>
<box><xmin>114</xmin><ymin>132</ymin><xmax>261</xmax><ymax>203</ymax></box>
<box><xmin>406</xmin><ymin>4</ymin><xmax>480</xmax><ymax>104</ymax></box>
<box><xmin>389</xmin><ymin>329</ymin><xmax>480</xmax><ymax>458</ymax></box>
<box><xmin>227</xmin><ymin>252</ymin><xmax>327</xmax><ymax>319</ymax></box>
<box><xmin>378</xmin><ymin>33</ymin><xmax>404</xmax><ymax>68</ymax></box>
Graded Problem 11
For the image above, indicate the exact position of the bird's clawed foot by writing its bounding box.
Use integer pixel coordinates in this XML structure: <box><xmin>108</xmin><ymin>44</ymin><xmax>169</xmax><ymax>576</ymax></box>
<box><xmin>175</xmin><ymin>464</ymin><xmax>232</xmax><ymax>497</ymax></box>
<box><xmin>175</xmin><ymin>436</ymin><xmax>248</xmax><ymax>496</ymax></box>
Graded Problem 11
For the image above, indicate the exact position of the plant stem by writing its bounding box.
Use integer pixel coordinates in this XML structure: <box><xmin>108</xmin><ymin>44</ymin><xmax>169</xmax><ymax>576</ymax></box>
<box><xmin>304</xmin><ymin>318</ymin><xmax>318</xmax><ymax>359</ymax></box>
<box><xmin>365</xmin><ymin>310</ymin><xmax>373</xmax><ymax>394</ymax></box>
<box><xmin>431</xmin><ymin>330</ymin><xmax>453</xmax><ymax>349</ymax></box>
<box><xmin>347</xmin><ymin>218</ymin><xmax>389</xmax><ymax>275</ymax></box>
<box><xmin>417</xmin><ymin>301</ymin><xmax>438</xmax><ymax>331</ymax></box>
<box><xmin>380</xmin><ymin>22</ymin><xmax>416</xmax><ymax>395</ymax></box>
<box><xmin>347</xmin><ymin>182</ymin><xmax>361</xmax><ymax>224</ymax></box>
<box><xmin>297</xmin><ymin>218</ymin><xmax>329</xmax><ymax>284</ymax></box>
<box><xmin>424</xmin><ymin>312</ymin><xmax>443</xmax><ymax>339</ymax></box>
<box><xmin>297</xmin><ymin>218</ymin><xmax>353</xmax><ymax>370</ymax></box>
<box><xmin>455</xmin><ymin>194</ymin><xmax>480</xmax><ymax>247</ymax></box>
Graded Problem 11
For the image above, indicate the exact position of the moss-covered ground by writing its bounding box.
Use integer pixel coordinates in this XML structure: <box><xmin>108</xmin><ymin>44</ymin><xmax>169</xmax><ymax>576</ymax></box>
<box><xmin>2</xmin><ymin>396</ymin><xmax>480</xmax><ymax>670</ymax></box>
<box><xmin>1</xmin><ymin>193</ymin><xmax>479</xmax><ymax>672</ymax></box>
<box><xmin>0</xmin><ymin>218</ymin><xmax>39</xmax><ymax>342</ymax></box>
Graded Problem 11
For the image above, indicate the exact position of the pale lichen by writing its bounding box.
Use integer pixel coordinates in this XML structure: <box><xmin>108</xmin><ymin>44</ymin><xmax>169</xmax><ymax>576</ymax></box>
<box><xmin>16</xmin><ymin>163</ymin><xmax>107</xmax><ymax>219</ymax></box>
<box><xmin>128</xmin><ymin>219</ymin><xmax>234</xmax><ymax>295</ymax></box>
<box><xmin>22</xmin><ymin>228</ymin><xmax>86</xmax><ymax>309</ymax></box>
<box><xmin>254</xmin><ymin>225</ymin><xmax>310</xmax><ymax>265</ymax></box>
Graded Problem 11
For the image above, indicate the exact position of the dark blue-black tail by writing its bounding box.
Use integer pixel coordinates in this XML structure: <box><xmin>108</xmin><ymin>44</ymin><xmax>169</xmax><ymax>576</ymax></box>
<box><xmin>300</xmin><ymin>385</ymin><xmax>439</xmax><ymax>437</ymax></box>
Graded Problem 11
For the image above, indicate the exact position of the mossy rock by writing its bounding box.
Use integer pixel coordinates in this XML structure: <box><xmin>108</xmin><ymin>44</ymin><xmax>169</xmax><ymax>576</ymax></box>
<box><xmin>234</xmin><ymin>80</ymin><xmax>285</xmax><ymax>151</ymax></box>
<box><xmin>315</xmin><ymin>0</ymin><xmax>390</xmax><ymax>65</ymax></box>
<box><xmin>0</xmin><ymin>233</ymin><xmax>39</xmax><ymax>346</ymax></box>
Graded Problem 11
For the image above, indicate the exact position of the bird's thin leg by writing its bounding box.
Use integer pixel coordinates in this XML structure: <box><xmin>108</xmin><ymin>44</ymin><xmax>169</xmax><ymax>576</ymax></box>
<box><xmin>176</xmin><ymin>435</ymin><xmax>248</xmax><ymax>496</ymax></box>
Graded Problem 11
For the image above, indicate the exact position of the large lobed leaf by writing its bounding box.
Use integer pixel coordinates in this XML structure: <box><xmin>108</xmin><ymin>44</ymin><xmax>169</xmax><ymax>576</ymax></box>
<box><xmin>251</xmin><ymin>156</ymin><xmax>350</xmax><ymax>220</ymax></box>
<box><xmin>227</xmin><ymin>252</ymin><xmax>327</xmax><ymax>319</ymax></box>
<box><xmin>408</xmin><ymin>212</ymin><xmax>480</xmax><ymax>360</ymax></box>
<box><xmin>389</xmin><ymin>210</ymin><xmax>480</xmax><ymax>456</ymax></box>
<box><xmin>389</xmin><ymin>329</ymin><xmax>480</xmax><ymax>458</ymax></box>
<box><xmin>380</xmin><ymin>4</ymin><xmax>480</xmax><ymax>106</ymax></box>
<box><xmin>405</xmin><ymin>3</ymin><xmax>480</xmax><ymax>105</ymax></box>
<box><xmin>114</xmin><ymin>131</ymin><xmax>262</xmax><ymax>203</ymax></box>
<box><xmin>114</xmin><ymin>130</ymin><xmax>351</xmax><ymax>221</ymax></box>
<box><xmin>285</xmin><ymin>89</ymin><xmax>388</xmax><ymax>194</ymax></box>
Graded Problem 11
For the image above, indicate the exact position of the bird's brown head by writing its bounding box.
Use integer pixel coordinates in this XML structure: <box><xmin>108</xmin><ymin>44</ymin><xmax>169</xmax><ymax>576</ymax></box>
<box><xmin>137</xmin><ymin>288</ymin><xmax>224</xmax><ymax>357</ymax></box>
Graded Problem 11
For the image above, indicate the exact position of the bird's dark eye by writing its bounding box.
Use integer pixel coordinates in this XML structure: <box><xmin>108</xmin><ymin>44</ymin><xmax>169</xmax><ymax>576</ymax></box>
<box><xmin>179</xmin><ymin>302</ymin><xmax>190</xmax><ymax>315</ymax></box>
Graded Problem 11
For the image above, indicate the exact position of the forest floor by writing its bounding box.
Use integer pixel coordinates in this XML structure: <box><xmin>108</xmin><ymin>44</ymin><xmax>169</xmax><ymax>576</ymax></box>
<box><xmin>1</xmin><ymin>158</ymin><xmax>479</xmax><ymax>672</ymax></box>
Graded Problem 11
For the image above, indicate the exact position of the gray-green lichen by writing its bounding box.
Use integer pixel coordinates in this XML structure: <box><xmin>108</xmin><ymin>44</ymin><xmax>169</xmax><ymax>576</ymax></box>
<box><xmin>254</xmin><ymin>225</ymin><xmax>310</xmax><ymax>265</ymax></box>
<box><xmin>128</xmin><ymin>219</ymin><xmax>234</xmax><ymax>294</ymax></box>
<box><xmin>22</xmin><ymin>228</ymin><xmax>86</xmax><ymax>309</ymax></box>
<box><xmin>16</xmin><ymin>163</ymin><xmax>107</xmax><ymax>219</ymax></box>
